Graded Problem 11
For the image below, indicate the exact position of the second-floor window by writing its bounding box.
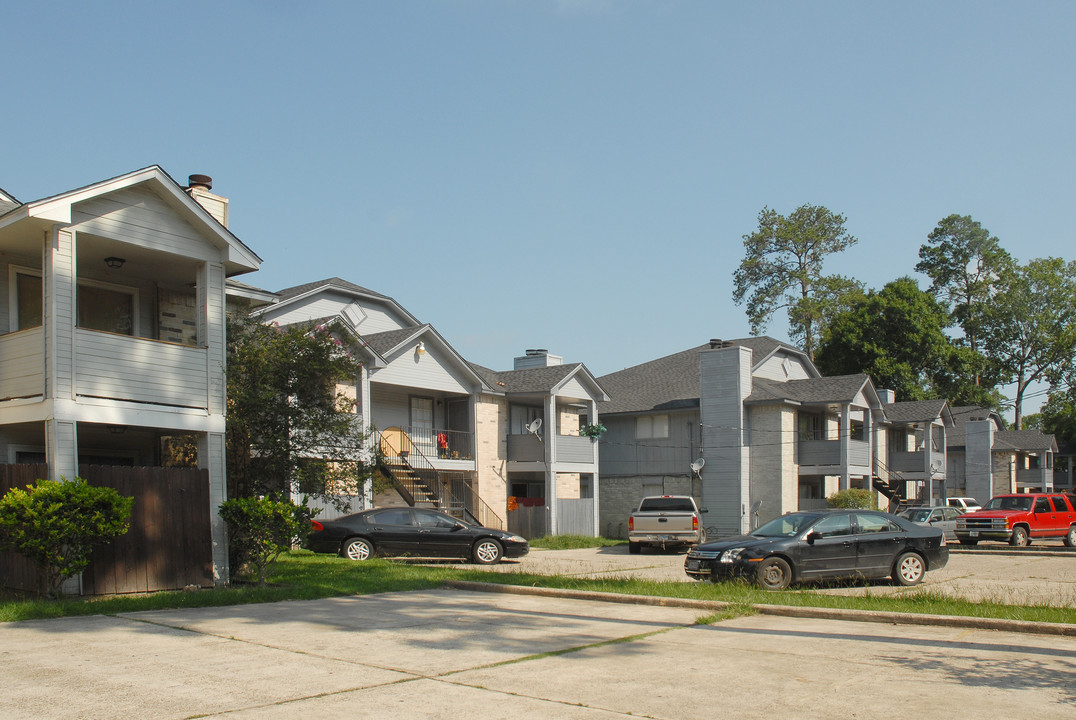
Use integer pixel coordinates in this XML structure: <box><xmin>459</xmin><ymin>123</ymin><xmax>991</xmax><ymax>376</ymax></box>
<box><xmin>11</xmin><ymin>269</ymin><xmax>136</xmax><ymax>336</ymax></box>
<box><xmin>636</xmin><ymin>414</ymin><xmax>669</xmax><ymax>439</ymax></box>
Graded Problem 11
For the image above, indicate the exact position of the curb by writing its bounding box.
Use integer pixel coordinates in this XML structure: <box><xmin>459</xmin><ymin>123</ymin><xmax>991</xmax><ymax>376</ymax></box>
<box><xmin>444</xmin><ymin>580</ymin><xmax>1076</xmax><ymax>638</ymax></box>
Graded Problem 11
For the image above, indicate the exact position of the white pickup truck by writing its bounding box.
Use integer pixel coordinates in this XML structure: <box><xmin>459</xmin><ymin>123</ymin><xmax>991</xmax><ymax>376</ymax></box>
<box><xmin>627</xmin><ymin>495</ymin><xmax>708</xmax><ymax>554</ymax></box>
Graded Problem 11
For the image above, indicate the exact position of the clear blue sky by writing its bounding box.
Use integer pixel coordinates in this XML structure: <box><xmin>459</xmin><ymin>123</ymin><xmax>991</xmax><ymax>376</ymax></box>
<box><xmin>3</xmin><ymin>2</ymin><xmax>1073</xmax><ymax>411</ymax></box>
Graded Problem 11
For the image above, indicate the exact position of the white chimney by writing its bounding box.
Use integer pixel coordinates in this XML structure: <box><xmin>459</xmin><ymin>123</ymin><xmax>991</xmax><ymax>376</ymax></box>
<box><xmin>186</xmin><ymin>174</ymin><xmax>229</xmax><ymax>228</ymax></box>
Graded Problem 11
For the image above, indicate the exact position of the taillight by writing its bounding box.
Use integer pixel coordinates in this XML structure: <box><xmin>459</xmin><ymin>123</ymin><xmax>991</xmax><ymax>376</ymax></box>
<box><xmin>310</xmin><ymin>520</ymin><xmax>324</xmax><ymax>532</ymax></box>
<box><xmin>628</xmin><ymin>517</ymin><xmax>634</xmax><ymax>531</ymax></box>
<box><xmin>693</xmin><ymin>516</ymin><xmax>699</xmax><ymax>531</ymax></box>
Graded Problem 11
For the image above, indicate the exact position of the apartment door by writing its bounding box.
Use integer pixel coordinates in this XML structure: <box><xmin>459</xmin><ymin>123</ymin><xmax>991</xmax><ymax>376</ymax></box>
<box><xmin>411</xmin><ymin>396</ymin><xmax>435</xmax><ymax>456</ymax></box>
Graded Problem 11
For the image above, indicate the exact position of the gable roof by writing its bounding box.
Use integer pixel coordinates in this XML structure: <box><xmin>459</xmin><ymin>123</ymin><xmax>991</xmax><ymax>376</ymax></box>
<box><xmin>747</xmin><ymin>374</ymin><xmax>878</xmax><ymax>408</ymax></box>
<box><xmin>0</xmin><ymin>166</ymin><xmax>261</xmax><ymax>275</ymax></box>
<box><xmin>947</xmin><ymin>405</ymin><xmax>1005</xmax><ymax>448</ymax></box>
<box><xmin>270</xmin><ymin>277</ymin><xmax>420</xmax><ymax>326</ymax></box>
<box><xmin>994</xmin><ymin>429</ymin><xmax>1058</xmax><ymax>453</ymax></box>
<box><xmin>597</xmin><ymin>337</ymin><xmax>823</xmax><ymax>415</ymax></box>
<box><xmin>471</xmin><ymin>362</ymin><xmax>609</xmax><ymax>401</ymax></box>
<box><xmin>361</xmin><ymin>324</ymin><xmax>496</xmax><ymax>393</ymax></box>
<box><xmin>882</xmin><ymin>399</ymin><xmax>953</xmax><ymax>426</ymax></box>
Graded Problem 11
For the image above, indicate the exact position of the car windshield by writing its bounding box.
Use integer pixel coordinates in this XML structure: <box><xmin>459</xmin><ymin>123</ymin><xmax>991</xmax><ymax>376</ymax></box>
<box><xmin>638</xmin><ymin>498</ymin><xmax>696</xmax><ymax>512</ymax></box>
<box><xmin>984</xmin><ymin>496</ymin><xmax>1033</xmax><ymax>511</ymax></box>
<box><xmin>752</xmin><ymin>513</ymin><xmax>819</xmax><ymax>538</ymax></box>
<box><xmin>899</xmin><ymin>509</ymin><xmax>932</xmax><ymax>522</ymax></box>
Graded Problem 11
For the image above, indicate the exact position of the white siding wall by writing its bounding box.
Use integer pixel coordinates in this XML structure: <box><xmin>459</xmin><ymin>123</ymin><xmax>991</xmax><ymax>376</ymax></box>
<box><xmin>75</xmin><ymin>330</ymin><xmax>208</xmax><ymax>408</ymax></box>
<box><xmin>264</xmin><ymin>291</ymin><xmax>411</xmax><ymax>335</ymax></box>
<box><xmin>0</xmin><ymin>328</ymin><xmax>44</xmax><ymax>399</ymax></box>
<box><xmin>72</xmin><ymin>188</ymin><xmax>219</xmax><ymax>263</ymax></box>
<box><xmin>557</xmin><ymin>376</ymin><xmax>590</xmax><ymax>401</ymax></box>
<box><xmin>372</xmin><ymin>349</ymin><xmax>469</xmax><ymax>394</ymax></box>
<box><xmin>754</xmin><ymin>352</ymin><xmax>814</xmax><ymax>381</ymax></box>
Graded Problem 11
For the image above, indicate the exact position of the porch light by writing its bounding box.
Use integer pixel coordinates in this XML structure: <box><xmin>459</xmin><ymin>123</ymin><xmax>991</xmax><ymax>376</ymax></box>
<box><xmin>416</xmin><ymin>341</ymin><xmax>426</xmax><ymax>356</ymax></box>
<box><xmin>104</xmin><ymin>256</ymin><xmax>126</xmax><ymax>269</ymax></box>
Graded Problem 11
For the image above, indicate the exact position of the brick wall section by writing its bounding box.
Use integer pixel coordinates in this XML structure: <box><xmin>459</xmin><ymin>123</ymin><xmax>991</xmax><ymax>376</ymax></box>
<box><xmin>158</xmin><ymin>289</ymin><xmax>198</xmax><ymax>345</ymax></box>
<box><xmin>556</xmin><ymin>473</ymin><xmax>580</xmax><ymax>499</ymax></box>
<box><xmin>476</xmin><ymin>395</ymin><xmax>508</xmax><ymax>525</ymax></box>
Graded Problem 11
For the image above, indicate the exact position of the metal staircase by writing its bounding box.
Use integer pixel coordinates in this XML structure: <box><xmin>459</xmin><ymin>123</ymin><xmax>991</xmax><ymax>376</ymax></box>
<box><xmin>377</xmin><ymin>427</ymin><xmax>505</xmax><ymax>529</ymax></box>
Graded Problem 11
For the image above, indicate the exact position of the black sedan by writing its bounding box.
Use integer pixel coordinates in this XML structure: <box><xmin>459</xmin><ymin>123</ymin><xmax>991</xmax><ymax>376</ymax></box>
<box><xmin>306</xmin><ymin>506</ymin><xmax>529</xmax><ymax>565</ymax></box>
<box><xmin>685</xmin><ymin>510</ymin><xmax>948</xmax><ymax>590</ymax></box>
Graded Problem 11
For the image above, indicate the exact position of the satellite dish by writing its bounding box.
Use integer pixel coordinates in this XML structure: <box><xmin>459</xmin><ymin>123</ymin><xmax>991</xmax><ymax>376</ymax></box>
<box><xmin>689</xmin><ymin>458</ymin><xmax>706</xmax><ymax>475</ymax></box>
<box><xmin>751</xmin><ymin>500</ymin><xmax>763</xmax><ymax>514</ymax></box>
<box><xmin>526</xmin><ymin>418</ymin><xmax>543</xmax><ymax>435</ymax></box>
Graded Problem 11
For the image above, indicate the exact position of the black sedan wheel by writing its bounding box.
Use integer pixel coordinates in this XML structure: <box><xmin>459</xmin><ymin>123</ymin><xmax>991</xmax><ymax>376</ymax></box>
<box><xmin>754</xmin><ymin>557</ymin><xmax>792</xmax><ymax>590</ymax></box>
<box><xmin>342</xmin><ymin>537</ymin><xmax>373</xmax><ymax>561</ymax></box>
<box><xmin>893</xmin><ymin>552</ymin><xmax>925</xmax><ymax>586</ymax></box>
<box><xmin>472</xmin><ymin>538</ymin><xmax>503</xmax><ymax>565</ymax></box>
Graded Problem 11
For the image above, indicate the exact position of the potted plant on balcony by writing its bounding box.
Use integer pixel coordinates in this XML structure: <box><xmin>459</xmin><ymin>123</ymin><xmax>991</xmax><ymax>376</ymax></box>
<box><xmin>579</xmin><ymin>423</ymin><xmax>607</xmax><ymax>440</ymax></box>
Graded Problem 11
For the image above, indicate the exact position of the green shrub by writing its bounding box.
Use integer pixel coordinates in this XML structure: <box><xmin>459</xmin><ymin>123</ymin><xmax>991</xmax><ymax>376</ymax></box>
<box><xmin>826</xmin><ymin>488</ymin><xmax>877</xmax><ymax>509</ymax></box>
<box><xmin>0</xmin><ymin>478</ymin><xmax>134</xmax><ymax>598</ymax></box>
<box><xmin>220</xmin><ymin>496</ymin><xmax>316</xmax><ymax>586</ymax></box>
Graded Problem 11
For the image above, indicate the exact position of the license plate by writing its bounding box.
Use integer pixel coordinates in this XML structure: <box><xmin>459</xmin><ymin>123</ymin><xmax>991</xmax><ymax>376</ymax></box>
<box><xmin>969</xmin><ymin>531</ymin><xmax>979</xmax><ymax>537</ymax></box>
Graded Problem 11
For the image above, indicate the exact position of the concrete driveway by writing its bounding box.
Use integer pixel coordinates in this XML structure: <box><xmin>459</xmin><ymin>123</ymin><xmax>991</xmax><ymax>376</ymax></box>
<box><xmin>3</xmin><ymin>589</ymin><xmax>1075</xmax><ymax>719</ymax></box>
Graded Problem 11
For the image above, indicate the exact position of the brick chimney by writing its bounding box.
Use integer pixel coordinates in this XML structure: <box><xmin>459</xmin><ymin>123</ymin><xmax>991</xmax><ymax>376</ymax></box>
<box><xmin>186</xmin><ymin>174</ymin><xmax>229</xmax><ymax>228</ymax></box>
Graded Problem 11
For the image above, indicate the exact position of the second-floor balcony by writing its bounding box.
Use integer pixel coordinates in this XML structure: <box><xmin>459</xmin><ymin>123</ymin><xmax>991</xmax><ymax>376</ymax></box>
<box><xmin>390</xmin><ymin>425</ymin><xmax>475</xmax><ymax>463</ymax></box>
<box><xmin>798</xmin><ymin>439</ymin><xmax>871</xmax><ymax>469</ymax></box>
<box><xmin>0</xmin><ymin>326</ymin><xmax>210</xmax><ymax>409</ymax></box>
<box><xmin>888</xmin><ymin>448</ymin><xmax>946</xmax><ymax>479</ymax></box>
<box><xmin>507</xmin><ymin>433</ymin><xmax>598</xmax><ymax>465</ymax></box>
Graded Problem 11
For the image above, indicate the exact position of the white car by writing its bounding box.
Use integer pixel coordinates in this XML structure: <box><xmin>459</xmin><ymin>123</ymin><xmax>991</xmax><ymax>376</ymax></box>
<box><xmin>946</xmin><ymin>497</ymin><xmax>982</xmax><ymax>513</ymax></box>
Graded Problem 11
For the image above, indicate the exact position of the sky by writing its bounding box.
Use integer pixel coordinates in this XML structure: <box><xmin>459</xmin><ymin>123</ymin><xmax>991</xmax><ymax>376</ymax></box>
<box><xmin>3</xmin><ymin>1</ymin><xmax>1074</xmax><ymax>413</ymax></box>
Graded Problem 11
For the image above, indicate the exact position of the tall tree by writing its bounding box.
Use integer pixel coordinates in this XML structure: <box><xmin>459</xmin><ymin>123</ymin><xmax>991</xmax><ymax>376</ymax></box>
<box><xmin>226</xmin><ymin>315</ymin><xmax>374</xmax><ymax>502</ymax></box>
<box><xmin>815</xmin><ymin>277</ymin><xmax>953</xmax><ymax>401</ymax></box>
<box><xmin>979</xmin><ymin>257</ymin><xmax>1076</xmax><ymax>429</ymax></box>
<box><xmin>916</xmin><ymin>214</ymin><xmax>1013</xmax><ymax>355</ymax></box>
<box><xmin>733</xmin><ymin>204</ymin><xmax>860</xmax><ymax>360</ymax></box>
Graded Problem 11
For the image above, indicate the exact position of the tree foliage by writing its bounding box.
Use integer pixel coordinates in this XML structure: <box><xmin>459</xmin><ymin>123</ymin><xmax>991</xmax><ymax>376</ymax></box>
<box><xmin>226</xmin><ymin>315</ymin><xmax>374</xmax><ymax>502</ymax></box>
<box><xmin>0</xmin><ymin>478</ymin><xmax>133</xmax><ymax>598</ymax></box>
<box><xmin>827</xmin><ymin>488</ymin><xmax>876</xmax><ymax>509</ymax></box>
<box><xmin>916</xmin><ymin>214</ymin><xmax>1013</xmax><ymax>354</ymax></box>
<box><xmin>219</xmin><ymin>495</ymin><xmax>315</xmax><ymax>586</ymax></box>
<box><xmin>733</xmin><ymin>204</ymin><xmax>860</xmax><ymax>360</ymax></box>
<box><xmin>979</xmin><ymin>257</ymin><xmax>1076</xmax><ymax>428</ymax></box>
<box><xmin>815</xmin><ymin>278</ymin><xmax>956</xmax><ymax>402</ymax></box>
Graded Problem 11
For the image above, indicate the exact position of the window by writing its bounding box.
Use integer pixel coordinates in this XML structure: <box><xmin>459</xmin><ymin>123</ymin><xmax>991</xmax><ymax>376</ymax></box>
<box><xmin>1034</xmin><ymin>497</ymin><xmax>1051</xmax><ymax>514</ymax></box>
<box><xmin>414</xmin><ymin>509</ymin><xmax>459</xmax><ymax>528</ymax></box>
<box><xmin>799</xmin><ymin>414</ymin><xmax>823</xmax><ymax>441</ymax></box>
<box><xmin>810</xmin><ymin>513</ymin><xmax>854</xmax><ymax>537</ymax></box>
<box><xmin>15</xmin><ymin>272</ymin><xmax>42</xmax><ymax>330</ymax></box>
<box><xmin>367</xmin><ymin>508</ymin><xmax>413</xmax><ymax>526</ymax></box>
<box><xmin>636</xmin><ymin>414</ymin><xmax>669</xmax><ymax>439</ymax></box>
<box><xmin>78</xmin><ymin>283</ymin><xmax>135</xmax><ymax>335</ymax></box>
<box><xmin>855</xmin><ymin>513</ymin><xmax>898</xmax><ymax>534</ymax></box>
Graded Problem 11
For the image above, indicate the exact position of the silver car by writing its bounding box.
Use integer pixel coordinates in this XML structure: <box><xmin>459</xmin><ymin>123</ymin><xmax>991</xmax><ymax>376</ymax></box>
<box><xmin>898</xmin><ymin>506</ymin><xmax>962</xmax><ymax>541</ymax></box>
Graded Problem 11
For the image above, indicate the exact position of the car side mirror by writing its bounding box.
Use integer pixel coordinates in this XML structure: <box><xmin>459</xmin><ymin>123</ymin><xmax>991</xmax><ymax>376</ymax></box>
<box><xmin>806</xmin><ymin>531</ymin><xmax>820</xmax><ymax>544</ymax></box>
<box><xmin>699</xmin><ymin>507</ymin><xmax>708</xmax><ymax>514</ymax></box>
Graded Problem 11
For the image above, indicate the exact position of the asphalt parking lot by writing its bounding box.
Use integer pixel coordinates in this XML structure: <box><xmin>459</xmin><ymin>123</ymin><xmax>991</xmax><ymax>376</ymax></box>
<box><xmin>4</xmin><ymin>588</ymin><xmax>1076</xmax><ymax>719</ymax></box>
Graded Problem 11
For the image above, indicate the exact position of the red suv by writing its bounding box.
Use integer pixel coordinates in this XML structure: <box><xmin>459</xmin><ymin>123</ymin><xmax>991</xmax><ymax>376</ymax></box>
<box><xmin>955</xmin><ymin>493</ymin><xmax>1076</xmax><ymax>547</ymax></box>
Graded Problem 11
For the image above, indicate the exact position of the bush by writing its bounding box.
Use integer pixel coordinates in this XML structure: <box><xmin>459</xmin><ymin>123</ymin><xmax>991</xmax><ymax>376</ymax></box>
<box><xmin>0</xmin><ymin>478</ymin><xmax>134</xmax><ymax>598</ymax></box>
<box><xmin>826</xmin><ymin>488</ymin><xmax>877</xmax><ymax>509</ymax></box>
<box><xmin>220</xmin><ymin>496</ymin><xmax>316</xmax><ymax>586</ymax></box>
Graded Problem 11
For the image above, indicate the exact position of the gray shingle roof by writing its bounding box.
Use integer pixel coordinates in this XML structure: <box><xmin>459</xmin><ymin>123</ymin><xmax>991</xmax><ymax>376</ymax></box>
<box><xmin>883</xmin><ymin>400</ymin><xmax>948</xmax><ymax>424</ymax></box>
<box><xmin>994</xmin><ymin>429</ymin><xmax>1058</xmax><ymax>453</ymax></box>
<box><xmin>471</xmin><ymin>363</ymin><xmax>580</xmax><ymax>394</ymax></box>
<box><xmin>947</xmin><ymin>406</ymin><xmax>1002</xmax><ymax>448</ymax></box>
<box><xmin>276</xmin><ymin>277</ymin><xmax>390</xmax><ymax>302</ymax></box>
<box><xmin>747</xmin><ymin>375</ymin><xmax>872</xmax><ymax>405</ymax></box>
<box><xmin>597</xmin><ymin>345</ymin><xmax>704</xmax><ymax>414</ymax></box>
<box><xmin>361</xmin><ymin>327</ymin><xmax>423</xmax><ymax>355</ymax></box>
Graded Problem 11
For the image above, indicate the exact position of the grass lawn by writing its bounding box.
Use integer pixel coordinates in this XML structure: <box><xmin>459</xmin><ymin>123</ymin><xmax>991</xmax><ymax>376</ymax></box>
<box><xmin>2</xmin><ymin>549</ymin><xmax>1075</xmax><ymax>626</ymax></box>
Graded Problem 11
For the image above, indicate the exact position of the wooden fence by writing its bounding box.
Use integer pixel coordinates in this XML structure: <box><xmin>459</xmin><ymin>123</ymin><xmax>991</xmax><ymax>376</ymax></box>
<box><xmin>80</xmin><ymin>465</ymin><xmax>213</xmax><ymax>595</ymax></box>
<box><xmin>0</xmin><ymin>464</ymin><xmax>49</xmax><ymax>594</ymax></box>
<box><xmin>0</xmin><ymin>464</ymin><xmax>213</xmax><ymax>595</ymax></box>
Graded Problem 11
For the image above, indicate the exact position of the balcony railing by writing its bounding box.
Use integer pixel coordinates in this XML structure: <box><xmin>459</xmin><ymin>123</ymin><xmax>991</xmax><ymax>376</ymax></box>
<box><xmin>798</xmin><ymin>439</ymin><xmax>871</xmax><ymax>467</ymax></box>
<box><xmin>393</xmin><ymin>425</ymin><xmax>474</xmax><ymax>461</ymax></box>
<box><xmin>1017</xmin><ymin>467</ymin><xmax>1053</xmax><ymax>489</ymax></box>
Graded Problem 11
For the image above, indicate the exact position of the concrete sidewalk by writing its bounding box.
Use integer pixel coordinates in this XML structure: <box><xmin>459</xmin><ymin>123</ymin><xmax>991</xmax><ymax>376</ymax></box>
<box><xmin>3</xmin><ymin>589</ymin><xmax>1075</xmax><ymax>719</ymax></box>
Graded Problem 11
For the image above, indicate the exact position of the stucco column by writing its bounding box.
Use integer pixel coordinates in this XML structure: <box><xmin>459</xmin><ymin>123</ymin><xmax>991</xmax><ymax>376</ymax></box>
<box><xmin>839</xmin><ymin>405</ymin><xmax>850</xmax><ymax>490</ymax></box>
<box><xmin>545</xmin><ymin>394</ymin><xmax>557</xmax><ymax>535</ymax></box>
<box><xmin>199</xmin><ymin>432</ymin><xmax>230</xmax><ymax>585</ymax></box>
